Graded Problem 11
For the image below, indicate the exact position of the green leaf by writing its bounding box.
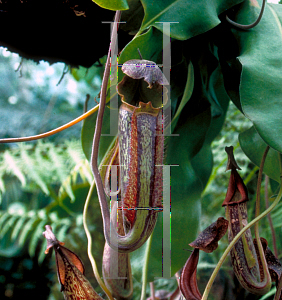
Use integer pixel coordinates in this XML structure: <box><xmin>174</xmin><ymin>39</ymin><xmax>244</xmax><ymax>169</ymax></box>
<box><xmin>92</xmin><ymin>0</ymin><xmax>129</xmax><ymax>10</ymax></box>
<box><xmin>239</xmin><ymin>126</ymin><xmax>281</xmax><ymax>183</ymax></box>
<box><xmin>230</xmin><ymin>1</ymin><xmax>282</xmax><ymax>152</ymax></box>
<box><xmin>120</xmin><ymin>0</ymin><xmax>144</xmax><ymax>34</ymax></box>
<box><xmin>119</xmin><ymin>27</ymin><xmax>163</xmax><ymax>72</ymax></box>
<box><xmin>191</xmin><ymin>143</ymin><xmax>213</xmax><ymax>190</ymax></box>
<box><xmin>139</xmin><ymin>0</ymin><xmax>244</xmax><ymax>40</ymax></box>
<box><xmin>170</xmin><ymin>62</ymin><xmax>194</xmax><ymax>132</ymax></box>
<box><xmin>204</xmin><ymin>66</ymin><xmax>230</xmax><ymax>144</ymax></box>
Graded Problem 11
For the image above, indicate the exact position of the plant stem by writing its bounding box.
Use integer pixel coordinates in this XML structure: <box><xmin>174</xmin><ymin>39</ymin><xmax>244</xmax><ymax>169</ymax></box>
<box><xmin>90</xmin><ymin>10</ymin><xmax>122</xmax><ymax>251</ymax></box>
<box><xmin>226</xmin><ymin>0</ymin><xmax>266</xmax><ymax>30</ymax></box>
<box><xmin>141</xmin><ymin>233</ymin><xmax>153</xmax><ymax>300</ymax></box>
<box><xmin>150</xmin><ymin>282</ymin><xmax>155</xmax><ymax>300</ymax></box>
<box><xmin>201</xmin><ymin>182</ymin><xmax>282</xmax><ymax>300</ymax></box>
<box><xmin>83</xmin><ymin>180</ymin><xmax>114</xmax><ymax>300</ymax></box>
<box><xmin>251</xmin><ymin>145</ymin><xmax>270</xmax><ymax>283</ymax></box>
<box><xmin>82</xmin><ymin>11</ymin><xmax>121</xmax><ymax>300</ymax></box>
<box><xmin>255</xmin><ymin>146</ymin><xmax>269</xmax><ymax>232</ymax></box>
<box><xmin>265</xmin><ymin>175</ymin><xmax>278</xmax><ymax>257</ymax></box>
<box><xmin>168</xmin><ymin>273</ymin><xmax>181</xmax><ymax>300</ymax></box>
<box><xmin>0</xmin><ymin>100</ymin><xmax>99</xmax><ymax>143</ymax></box>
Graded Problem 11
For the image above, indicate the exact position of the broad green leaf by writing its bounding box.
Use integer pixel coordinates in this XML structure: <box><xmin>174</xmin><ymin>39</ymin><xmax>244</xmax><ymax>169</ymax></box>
<box><xmin>239</xmin><ymin>126</ymin><xmax>281</xmax><ymax>183</ymax></box>
<box><xmin>230</xmin><ymin>1</ymin><xmax>282</xmax><ymax>152</ymax></box>
<box><xmin>191</xmin><ymin>143</ymin><xmax>213</xmax><ymax>190</ymax></box>
<box><xmin>170</xmin><ymin>62</ymin><xmax>194</xmax><ymax>132</ymax></box>
<box><xmin>205</xmin><ymin>66</ymin><xmax>230</xmax><ymax>144</ymax></box>
<box><xmin>118</xmin><ymin>27</ymin><xmax>163</xmax><ymax>74</ymax></box>
<box><xmin>120</xmin><ymin>0</ymin><xmax>144</xmax><ymax>34</ymax></box>
<box><xmin>92</xmin><ymin>0</ymin><xmax>129</xmax><ymax>11</ymax></box>
<box><xmin>139</xmin><ymin>0</ymin><xmax>244</xmax><ymax>40</ymax></box>
<box><xmin>191</xmin><ymin>67</ymin><xmax>230</xmax><ymax>189</ymax></box>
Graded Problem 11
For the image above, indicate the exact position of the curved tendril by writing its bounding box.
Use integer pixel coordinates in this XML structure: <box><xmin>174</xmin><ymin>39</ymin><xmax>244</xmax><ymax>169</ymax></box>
<box><xmin>226</xmin><ymin>0</ymin><xmax>266</xmax><ymax>30</ymax></box>
<box><xmin>90</xmin><ymin>10</ymin><xmax>120</xmax><ymax>251</ymax></box>
<box><xmin>90</xmin><ymin>11</ymin><xmax>133</xmax><ymax>252</ymax></box>
<box><xmin>90</xmin><ymin>11</ymin><xmax>157</xmax><ymax>253</ymax></box>
<box><xmin>83</xmin><ymin>181</ymin><xmax>114</xmax><ymax>300</ymax></box>
<box><xmin>0</xmin><ymin>95</ymin><xmax>99</xmax><ymax>143</ymax></box>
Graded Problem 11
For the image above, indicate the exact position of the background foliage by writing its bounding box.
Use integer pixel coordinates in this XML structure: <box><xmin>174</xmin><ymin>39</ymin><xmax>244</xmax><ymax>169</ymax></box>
<box><xmin>1</xmin><ymin>0</ymin><xmax>282</xmax><ymax>299</ymax></box>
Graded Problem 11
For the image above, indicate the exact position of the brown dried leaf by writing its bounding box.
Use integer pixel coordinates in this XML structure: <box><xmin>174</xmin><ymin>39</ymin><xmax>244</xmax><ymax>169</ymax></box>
<box><xmin>43</xmin><ymin>225</ymin><xmax>104</xmax><ymax>300</ymax></box>
<box><xmin>179</xmin><ymin>249</ymin><xmax>201</xmax><ymax>300</ymax></box>
<box><xmin>222</xmin><ymin>147</ymin><xmax>248</xmax><ymax>206</ymax></box>
<box><xmin>189</xmin><ymin>217</ymin><xmax>228</xmax><ymax>253</ymax></box>
<box><xmin>225</xmin><ymin>146</ymin><xmax>241</xmax><ymax>171</ymax></box>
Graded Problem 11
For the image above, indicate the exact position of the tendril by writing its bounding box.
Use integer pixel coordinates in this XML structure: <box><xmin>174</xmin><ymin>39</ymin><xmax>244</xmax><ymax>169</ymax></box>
<box><xmin>226</xmin><ymin>0</ymin><xmax>266</xmax><ymax>30</ymax></box>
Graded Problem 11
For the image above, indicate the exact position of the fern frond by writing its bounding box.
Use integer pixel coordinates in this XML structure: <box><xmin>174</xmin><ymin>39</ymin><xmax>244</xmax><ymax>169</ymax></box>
<box><xmin>0</xmin><ymin>177</ymin><xmax>6</xmax><ymax>194</ymax></box>
<box><xmin>76</xmin><ymin>160</ymin><xmax>93</xmax><ymax>184</ymax></box>
<box><xmin>18</xmin><ymin>216</ymin><xmax>41</xmax><ymax>247</ymax></box>
<box><xmin>0</xmin><ymin>215</ymin><xmax>20</xmax><ymax>238</ymax></box>
<box><xmin>34</xmin><ymin>141</ymin><xmax>54</xmax><ymax>177</ymax></box>
<box><xmin>0</xmin><ymin>212</ymin><xmax>13</xmax><ymax>231</ymax></box>
<box><xmin>57</xmin><ymin>141</ymin><xmax>93</xmax><ymax>202</ymax></box>
<box><xmin>65</xmin><ymin>140</ymin><xmax>93</xmax><ymax>184</ymax></box>
<box><xmin>28</xmin><ymin>219</ymin><xmax>48</xmax><ymax>257</ymax></box>
<box><xmin>49</xmin><ymin>145</ymin><xmax>75</xmax><ymax>201</ymax></box>
<box><xmin>58</xmin><ymin>173</ymin><xmax>75</xmax><ymax>202</ymax></box>
<box><xmin>56</xmin><ymin>221</ymin><xmax>72</xmax><ymax>242</ymax></box>
<box><xmin>65</xmin><ymin>140</ymin><xmax>85</xmax><ymax>164</ymax></box>
<box><xmin>38</xmin><ymin>242</ymin><xmax>47</xmax><ymax>264</ymax></box>
<box><xmin>11</xmin><ymin>215</ymin><xmax>29</xmax><ymax>240</ymax></box>
<box><xmin>19</xmin><ymin>145</ymin><xmax>50</xmax><ymax>195</ymax></box>
<box><xmin>58</xmin><ymin>161</ymin><xmax>92</xmax><ymax>202</ymax></box>
<box><xmin>3</xmin><ymin>151</ymin><xmax>26</xmax><ymax>186</ymax></box>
